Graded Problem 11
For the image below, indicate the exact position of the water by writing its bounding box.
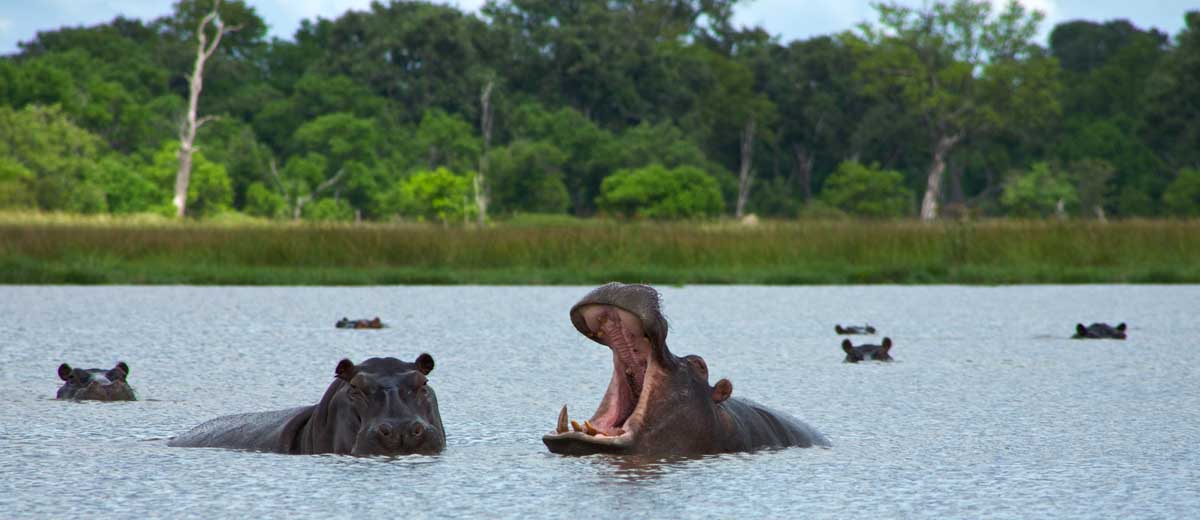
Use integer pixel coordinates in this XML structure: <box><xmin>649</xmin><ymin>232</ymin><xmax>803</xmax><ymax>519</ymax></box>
<box><xmin>2</xmin><ymin>285</ymin><xmax>1198</xmax><ymax>518</ymax></box>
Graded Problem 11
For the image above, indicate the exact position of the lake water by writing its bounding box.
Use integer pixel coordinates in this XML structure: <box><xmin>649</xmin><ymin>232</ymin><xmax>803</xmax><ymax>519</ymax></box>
<box><xmin>2</xmin><ymin>285</ymin><xmax>1198</xmax><ymax>518</ymax></box>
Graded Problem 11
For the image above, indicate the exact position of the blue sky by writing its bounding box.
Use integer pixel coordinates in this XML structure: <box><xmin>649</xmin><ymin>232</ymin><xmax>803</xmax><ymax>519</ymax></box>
<box><xmin>1</xmin><ymin>0</ymin><xmax>1194</xmax><ymax>55</ymax></box>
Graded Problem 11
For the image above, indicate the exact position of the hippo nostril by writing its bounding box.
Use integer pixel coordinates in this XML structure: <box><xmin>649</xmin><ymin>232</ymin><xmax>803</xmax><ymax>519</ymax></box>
<box><xmin>410</xmin><ymin>423</ymin><xmax>424</xmax><ymax>439</ymax></box>
<box><xmin>377</xmin><ymin>424</ymin><xmax>393</xmax><ymax>438</ymax></box>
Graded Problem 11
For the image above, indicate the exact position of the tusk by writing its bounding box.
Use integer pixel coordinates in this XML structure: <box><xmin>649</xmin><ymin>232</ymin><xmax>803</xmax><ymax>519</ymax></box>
<box><xmin>583</xmin><ymin>420</ymin><xmax>598</xmax><ymax>436</ymax></box>
<box><xmin>571</xmin><ymin>420</ymin><xmax>583</xmax><ymax>433</ymax></box>
<box><xmin>556</xmin><ymin>405</ymin><xmax>569</xmax><ymax>434</ymax></box>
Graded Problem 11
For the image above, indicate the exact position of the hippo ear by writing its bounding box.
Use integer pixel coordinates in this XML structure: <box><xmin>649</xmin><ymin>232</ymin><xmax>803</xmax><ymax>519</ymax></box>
<box><xmin>115</xmin><ymin>361</ymin><xmax>129</xmax><ymax>376</ymax></box>
<box><xmin>1116</xmin><ymin>322</ymin><xmax>1126</xmax><ymax>332</ymax></box>
<box><xmin>415</xmin><ymin>353</ymin><xmax>435</xmax><ymax>375</ymax></box>
<box><xmin>881</xmin><ymin>337</ymin><xmax>893</xmax><ymax>353</ymax></box>
<box><xmin>335</xmin><ymin>359</ymin><xmax>356</xmax><ymax>381</ymax></box>
<box><xmin>58</xmin><ymin>363</ymin><xmax>73</xmax><ymax>381</ymax></box>
<box><xmin>841</xmin><ymin>339</ymin><xmax>853</xmax><ymax>355</ymax></box>
<box><xmin>1076</xmin><ymin>323</ymin><xmax>1087</xmax><ymax>336</ymax></box>
<box><xmin>685</xmin><ymin>355</ymin><xmax>709</xmax><ymax>380</ymax></box>
<box><xmin>712</xmin><ymin>378</ymin><xmax>732</xmax><ymax>404</ymax></box>
<box><xmin>835</xmin><ymin>325</ymin><xmax>844</xmax><ymax>334</ymax></box>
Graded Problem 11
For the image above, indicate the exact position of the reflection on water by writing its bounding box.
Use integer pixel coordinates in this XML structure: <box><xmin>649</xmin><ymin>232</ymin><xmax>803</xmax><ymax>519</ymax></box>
<box><xmin>2</xmin><ymin>285</ymin><xmax>1199</xmax><ymax>518</ymax></box>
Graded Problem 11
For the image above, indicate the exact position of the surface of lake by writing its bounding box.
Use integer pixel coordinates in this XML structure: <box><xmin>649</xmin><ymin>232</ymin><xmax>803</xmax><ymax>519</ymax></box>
<box><xmin>2</xmin><ymin>285</ymin><xmax>1198</xmax><ymax>518</ymax></box>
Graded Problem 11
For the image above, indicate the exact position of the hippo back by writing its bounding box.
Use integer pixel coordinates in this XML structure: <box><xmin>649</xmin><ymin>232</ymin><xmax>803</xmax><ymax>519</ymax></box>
<box><xmin>719</xmin><ymin>398</ymin><xmax>830</xmax><ymax>451</ymax></box>
<box><xmin>168</xmin><ymin>407</ymin><xmax>313</xmax><ymax>452</ymax></box>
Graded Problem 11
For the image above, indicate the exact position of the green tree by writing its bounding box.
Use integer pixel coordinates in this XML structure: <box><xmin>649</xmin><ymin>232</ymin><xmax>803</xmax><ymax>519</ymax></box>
<box><xmin>0</xmin><ymin>105</ymin><xmax>109</xmax><ymax>212</ymax></box>
<box><xmin>94</xmin><ymin>156</ymin><xmax>163</xmax><ymax>213</ymax></box>
<box><xmin>1000</xmin><ymin>162</ymin><xmax>1077</xmax><ymax>217</ymax></box>
<box><xmin>819</xmin><ymin>161</ymin><xmax>913</xmax><ymax>218</ymax></box>
<box><xmin>0</xmin><ymin>157</ymin><xmax>36</xmax><ymax>208</ymax></box>
<box><xmin>854</xmin><ymin>0</ymin><xmax>1061</xmax><ymax>220</ymax></box>
<box><xmin>486</xmin><ymin>140</ymin><xmax>570</xmax><ymax>215</ymax></box>
<box><xmin>1142</xmin><ymin>12</ymin><xmax>1200</xmax><ymax>172</ymax></box>
<box><xmin>379</xmin><ymin>167</ymin><xmax>475</xmax><ymax>224</ymax></box>
<box><xmin>243</xmin><ymin>181</ymin><xmax>285</xmax><ymax>218</ymax></box>
<box><xmin>1163</xmin><ymin>168</ymin><xmax>1200</xmax><ymax>217</ymax></box>
<box><xmin>141</xmin><ymin>140</ymin><xmax>232</xmax><ymax>216</ymax></box>
<box><xmin>596</xmin><ymin>164</ymin><xmax>724</xmax><ymax>219</ymax></box>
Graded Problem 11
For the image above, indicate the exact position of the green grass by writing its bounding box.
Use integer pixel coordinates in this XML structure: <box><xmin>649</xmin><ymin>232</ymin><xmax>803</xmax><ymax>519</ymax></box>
<box><xmin>2</xmin><ymin>212</ymin><xmax>1199</xmax><ymax>285</ymax></box>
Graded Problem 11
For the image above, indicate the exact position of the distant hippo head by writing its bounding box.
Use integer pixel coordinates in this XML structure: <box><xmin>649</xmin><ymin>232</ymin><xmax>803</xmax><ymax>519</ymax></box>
<box><xmin>841</xmin><ymin>338</ymin><xmax>894</xmax><ymax>363</ymax></box>
<box><xmin>57</xmin><ymin>362</ymin><xmax>136</xmax><ymax>401</ymax></box>
<box><xmin>544</xmin><ymin>282</ymin><xmax>736</xmax><ymax>455</ymax></box>
<box><xmin>1073</xmin><ymin>322</ymin><xmax>1126</xmax><ymax>339</ymax></box>
<box><xmin>330</xmin><ymin>355</ymin><xmax>445</xmax><ymax>456</ymax></box>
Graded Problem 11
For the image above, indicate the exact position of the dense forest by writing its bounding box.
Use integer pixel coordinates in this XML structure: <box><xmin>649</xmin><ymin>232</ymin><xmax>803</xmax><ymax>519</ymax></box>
<box><xmin>1</xmin><ymin>0</ymin><xmax>1197</xmax><ymax>222</ymax></box>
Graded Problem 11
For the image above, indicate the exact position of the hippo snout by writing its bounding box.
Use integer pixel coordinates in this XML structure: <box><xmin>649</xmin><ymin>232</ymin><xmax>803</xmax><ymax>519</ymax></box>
<box><xmin>372</xmin><ymin>419</ymin><xmax>431</xmax><ymax>450</ymax></box>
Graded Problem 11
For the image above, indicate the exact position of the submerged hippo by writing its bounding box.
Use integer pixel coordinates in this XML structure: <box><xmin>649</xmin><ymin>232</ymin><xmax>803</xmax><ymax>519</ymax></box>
<box><xmin>841</xmin><ymin>338</ymin><xmax>894</xmax><ymax>363</ymax></box>
<box><xmin>57</xmin><ymin>362</ymin><xmax>136</xmax><ymax>401</ymax></box>
<box><xmin>835</xmin><ymin>324</ymin><xmax>876</xmax><ymax>335</ymax></box>
<box><xmin>169</xmin><ymin>355</ymin><xmax>444</xmax><ymax>456</ymax></box>
<box><xmin>543</xmin><ymin>283</ymin><xmax>828</xmax><ymax>456</ymax></box>
<box><xmin>336</xmin><ymin>317</ymin><xmax>385</xmax><ymax>329</ymax></box>
<box><xmin>1073</xmin><ymin>322</ymin><xmax>1127</xmax><ymax>339</ymax></box>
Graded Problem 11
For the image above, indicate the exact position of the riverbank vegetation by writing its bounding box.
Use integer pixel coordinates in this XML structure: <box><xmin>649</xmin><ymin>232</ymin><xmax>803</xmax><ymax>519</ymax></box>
<box><xmin>3</xmin><ymin>214</ymin><xmax>1198</xmax><ymax>285</ymax></box>
<box><xmin>1</xmin><ymin>1</ymin><xmax>1199</xmax><ymax>224</ymax></box>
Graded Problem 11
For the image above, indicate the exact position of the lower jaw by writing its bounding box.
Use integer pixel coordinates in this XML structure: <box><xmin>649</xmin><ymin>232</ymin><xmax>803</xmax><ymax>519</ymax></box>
<box><xmin>542</xmin><ymin>431</ymin><xmax>635</xmax><ymax>455</ymax></box>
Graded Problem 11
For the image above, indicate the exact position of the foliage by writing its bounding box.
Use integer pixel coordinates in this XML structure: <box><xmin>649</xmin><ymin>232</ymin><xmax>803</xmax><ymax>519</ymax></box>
<box><xmin>819</xmin><ymin>161</ymin><xmax>913</xmax><ymax>218</ymax></box>
<box><xmin>1163</xmin><ymin>169</ymin><xmax>1200</xmax><ymax>217</ymax></box>
<box><xmin>0</xmin><ymin>3</ymin><xmax>1196</xmax><ymax>221</ymax></box>
<box><xmin>1000</xmin><ymin>163</ymin><xmax>1077</xmax><ymax>218</ymax></box>
<box><xmin>380</xmin><ymin>168</ymin><xmax>476</xmax><ymax>224</ymax></box>
<box><xmin>140</xmin><ymin>141</ymin><xmax>233</xmax><ymax>217</ymax></box>
<box><xmin>486</xmin><ymin>140</ymin><xmax>570</xmax><ymax>215</ymax></box>
<box><xmin>596</xmin><ymin>164</ymin><xmax>724</xmax><ymax>219</ymax></box>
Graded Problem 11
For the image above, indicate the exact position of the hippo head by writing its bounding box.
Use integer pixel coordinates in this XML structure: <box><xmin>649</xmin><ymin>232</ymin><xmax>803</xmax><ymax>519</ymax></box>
<box><xmin>332</xmin><ymin>355</ymin><xmax>445</xmax><ymax>456</ymax></box>
<box><xmin>841</xmin><ymin>338</ymin><xmax>893</xmax><ymax>363</ymax></box>
<box><xmin>543</xmin><ymin>282</ymin><xmax>734</xmax><ymax>455</ymax></box>
<box><xmin>57</xmin><ymin>362</ymin><xmax>136</xmax><ymax>401</ymax></box>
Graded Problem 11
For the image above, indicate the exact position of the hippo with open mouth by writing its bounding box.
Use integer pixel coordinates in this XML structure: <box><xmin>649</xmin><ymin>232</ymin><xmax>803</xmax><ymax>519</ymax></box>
<box><xmin>543</xmin><ymin>283</ymin><xmax>828</xmax><ymax>456</ymax></box>
<box><xmin>169</xmin><ymin>355</ymin><xmax>444</xmax><ymax>456</ymax></box>
<box><xmin>1073</xmin><ymin>322</ymin><xmax>1126</xmax><ymax>339</ymax></box>
<box><xmin>57</xmin><ymin>362</ymin><xmax>136</xmax><ymax>401</ymax></box>
<box><xmin>841</xmin><ymin>338</ymin><xmax>894</xmax><ymax>363</ymax></box>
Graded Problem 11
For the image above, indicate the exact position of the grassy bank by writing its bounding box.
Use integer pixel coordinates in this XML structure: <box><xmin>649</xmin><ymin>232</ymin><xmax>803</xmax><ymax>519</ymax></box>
<box><xmin>2</xmin><ymin>213</ymin><xmax>1199</xmax><ymax>285</ymax></box>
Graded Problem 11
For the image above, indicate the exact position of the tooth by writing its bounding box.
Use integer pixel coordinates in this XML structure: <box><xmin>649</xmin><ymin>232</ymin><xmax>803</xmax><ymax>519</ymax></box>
<box><xmin>556</xmin><ymin>405</ymin><xmax>568</xmax><ymax>434</ymax></box>
<box><xmin>571</xmin><ymin>420</ymin><xmax>583</xmax><ymax>433</ymax></box>
<box><xmin>584</xmin><ymin>421</ymin><xmax>598</xmax><ymax>436</ymax></box>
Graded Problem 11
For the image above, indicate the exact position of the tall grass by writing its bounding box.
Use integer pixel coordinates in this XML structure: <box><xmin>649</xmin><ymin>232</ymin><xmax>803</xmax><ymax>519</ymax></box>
<box><xmin>2</xmin><ymin>212</ymin><xmax>1198</xmax><ymax>284</ymax></box>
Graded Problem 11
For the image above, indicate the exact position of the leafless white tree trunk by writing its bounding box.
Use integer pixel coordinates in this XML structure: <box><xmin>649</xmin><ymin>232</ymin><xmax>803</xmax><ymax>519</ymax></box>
<box><xmin>266</xmin><ymin>159</ymin><xmax>347</xmax><ymax>220</ymax></box>
<box><xmin>475</xmin><ymin>80</ymin><xmax>494</xmax><ymax>226</ymax></box>
<box><xmin>919</xmin><ymin>133</ymin><xmax>961</xmax><ymax>221</ymax></box>
<box><xmin>174</xmin><ymin>0</ymin><xmax>239</xmax><ymax>218</ymax></box>
<box><xmin>735</xmin><ymin>117</ymin><xmax>756</xmax><ymax>219</ymax></box>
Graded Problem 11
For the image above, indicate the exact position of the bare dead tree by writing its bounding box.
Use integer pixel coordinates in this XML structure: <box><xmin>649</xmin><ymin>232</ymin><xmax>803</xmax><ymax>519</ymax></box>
<box><xmin>475</xmin><ymin>80</ymin><xmax>494</xmax><ymax>226</ymax></box>
<box><xmin>173</xmin><ymin>0</ymin><xmax>240</xmax><ymax>218</ymax></box>
<box><xmin>735</xmin><ymin>117</ymin><xmax>757</xmax><ymax>219</ymax></box>
<box><xmin>266</xmin><ymin>158</ymin><xmax>347</xmax><ymax>220</ymax></box>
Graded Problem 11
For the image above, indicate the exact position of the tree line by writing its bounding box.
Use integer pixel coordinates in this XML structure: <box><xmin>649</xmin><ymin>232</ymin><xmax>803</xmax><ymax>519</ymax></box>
<box><xmin>1</xmin><ymin>0</ymin><xmax>1198</xmax><ymax>222</ymax></box>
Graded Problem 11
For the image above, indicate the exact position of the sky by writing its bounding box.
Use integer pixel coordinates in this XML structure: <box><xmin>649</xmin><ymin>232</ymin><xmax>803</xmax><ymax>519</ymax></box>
<box><xmin>0</xmin><ymin>0</ymin><xmax>1194</xmax><ymax>55</ymax></box>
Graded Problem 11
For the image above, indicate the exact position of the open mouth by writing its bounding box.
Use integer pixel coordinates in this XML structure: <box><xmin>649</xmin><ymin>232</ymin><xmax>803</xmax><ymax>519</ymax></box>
<box><xmin>544</xmin><ymin>304</ymin><xmax>653</xmax><ymax>452</ymax></box>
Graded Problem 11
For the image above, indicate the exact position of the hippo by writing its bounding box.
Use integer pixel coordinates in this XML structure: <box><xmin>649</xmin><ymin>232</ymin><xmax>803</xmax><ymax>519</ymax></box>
<box><xmin>336</xmin><ymin>317</ymin><xmax>385</xmax><ymax>329</ymax></box>
<box><xmin>169</xmin><ymin>355</ymin><xmax>444</xmax><ymax>456</ymax></box>
<box><xmin>835</xmin><ymin>324</ymin><xmax>876</xmax><ymax>335</ymax></box>
<box><xmin>1073</xmin><ymin>322</ymin><xmax>1127</xmax><ymax>339</ymax></box>
<box><xmin>542</xmin><ymin>282</ymin><xmax>828</xmax><ymax>456</ymax></box>
<box><xmin>57</xmin><ymin>362</ymin><xmax>136</xmax><ymax>401</ymax></box>
<box><xmin>841</xmin><ymin>338</ymin><xmax>894</xmax><ymax>363</ymax></box>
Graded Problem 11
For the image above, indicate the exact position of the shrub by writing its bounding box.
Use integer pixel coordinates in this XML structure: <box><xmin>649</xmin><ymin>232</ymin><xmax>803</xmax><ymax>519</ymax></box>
<box><xmin>596</xmin><ymin>164</ymin><xmax>724</xmax><ymax>219</ymax></box>
<box><xmin>819</xmin><ymin>161</ymin><xmax>912</xmax><ymax>218</ymax></box>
